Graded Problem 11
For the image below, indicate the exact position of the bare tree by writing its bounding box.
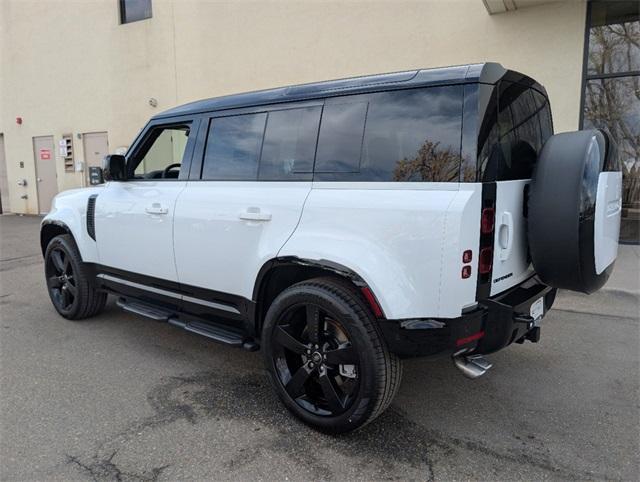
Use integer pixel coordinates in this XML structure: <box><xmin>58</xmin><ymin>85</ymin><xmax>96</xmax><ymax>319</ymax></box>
<box><xmin>585</xmin><ymin>22</ymin><xmax>640</xmax><ymax>212</ymax></box>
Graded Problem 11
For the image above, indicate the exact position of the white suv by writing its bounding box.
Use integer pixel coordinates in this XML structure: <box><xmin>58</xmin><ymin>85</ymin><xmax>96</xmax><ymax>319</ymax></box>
<box><xmin>40</xmin><ymin>63</ymin><xmax>622</xmax><ymax>433</ymax></box>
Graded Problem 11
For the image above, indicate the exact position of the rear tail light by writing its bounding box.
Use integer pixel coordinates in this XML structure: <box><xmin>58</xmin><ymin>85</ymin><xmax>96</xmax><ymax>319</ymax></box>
<box><xmin>461</xmin><ymin>265</ymin><xmax>472</xmax><ymax>279</ymax></box>
<box><xmin>479</xmin><ymin>247</ymin><xmax>493</xmax><ymax>274</ymax></box>
<box><xmin>481</xmin><ymin>208</ymin><xmax>495</xmax><ymax>234</ymax></box>
<box><xmin>462</xmin><ymin>249</ymin><xmax>473</xmax><ymax>263</ymax></box>
<box><xmin>477</xmin><ymin>198</ymin><xmax>496</xmax><ymax>291</ymax></box>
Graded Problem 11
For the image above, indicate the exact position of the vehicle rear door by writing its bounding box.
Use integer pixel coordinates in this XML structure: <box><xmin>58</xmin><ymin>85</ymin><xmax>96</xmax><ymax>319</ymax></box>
<box><xmin>173</xmin><ymin>103</ymin><xmax>322</xmax><ymax>321</ymax></box>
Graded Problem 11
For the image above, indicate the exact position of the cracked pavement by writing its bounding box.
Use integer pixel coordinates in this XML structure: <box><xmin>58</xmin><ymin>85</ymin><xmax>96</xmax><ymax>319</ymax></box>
<box><xmin>1</xmin><ymin>214</ymin><xmax>638</xmax><ymax>481</ymax></box>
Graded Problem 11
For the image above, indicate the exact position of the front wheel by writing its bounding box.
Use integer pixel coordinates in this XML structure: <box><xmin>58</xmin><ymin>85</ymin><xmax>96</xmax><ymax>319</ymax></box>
<box><xmin>262</xmin><ymin>277</ymin><xmax>402</xmax><ymax>434</ymax></box>
<box><xmin>44</xmin><ymin>234</ymin><xmax>107</xmax><ymax>320</ymax></box>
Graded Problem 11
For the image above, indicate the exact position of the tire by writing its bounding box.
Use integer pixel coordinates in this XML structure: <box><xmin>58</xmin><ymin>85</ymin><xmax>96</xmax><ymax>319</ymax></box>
<box><xmin>528</xmin><ymin>129</ymin><xmax>622</xmax><ymax>293</ymax></box>
<box><xmin>44</xmin><ymin>234</ymin><xmax>107</xmax><ymax>320</ymax></box>
<box><xmin>262</xmin><ymin>276</ymin><xmax>402</xmax><ymax>434</ymax></box>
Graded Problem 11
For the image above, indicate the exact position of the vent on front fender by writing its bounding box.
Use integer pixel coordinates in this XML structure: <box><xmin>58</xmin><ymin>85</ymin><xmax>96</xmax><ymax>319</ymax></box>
<box><xmin>87</xmin><ymin>195</ymin><xmax>98</xmax><ymax>241</ymax></box>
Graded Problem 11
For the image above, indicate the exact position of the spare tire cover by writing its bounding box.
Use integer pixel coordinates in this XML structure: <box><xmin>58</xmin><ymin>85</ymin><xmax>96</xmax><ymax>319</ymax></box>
<box><xmin>528</xmin><ymin>129</ymin><xmax>622</xmax><ymax>293</ymax></box>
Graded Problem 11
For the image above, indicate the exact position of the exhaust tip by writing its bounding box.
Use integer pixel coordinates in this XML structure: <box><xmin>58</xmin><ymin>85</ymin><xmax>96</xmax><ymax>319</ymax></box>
<box><xmin>453</xmin><ymin>354</ymin><xmax>493</xmax><ymax>379</ymax></box>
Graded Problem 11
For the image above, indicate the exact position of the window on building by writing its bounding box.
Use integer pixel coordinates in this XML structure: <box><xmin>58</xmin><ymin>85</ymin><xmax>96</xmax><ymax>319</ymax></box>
<box><xmin>120</xmin><ymin>0</ymin><xmax>152</xmax><ymax>24</ymax></box>
<box><xmin>258</xmin><ymin>106</ymin><xmax>321</xmax><ymax>181</ymax></box>
<box><xmin>582</xmin><ymin>0</ymin><xmax>639</xmax><ymax>243</ymax></box>
<box><xmin>202</xmin><ymin>113</ymin><xmax>267</xmax><ymax>181</ymax></box>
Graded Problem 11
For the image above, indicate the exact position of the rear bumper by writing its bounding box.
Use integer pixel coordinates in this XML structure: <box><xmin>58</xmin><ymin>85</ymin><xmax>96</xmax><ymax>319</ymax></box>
<box><xmin>379</xmin><ymin>277</ymin><xmax>556</xmax><ymax>358</ymax></box>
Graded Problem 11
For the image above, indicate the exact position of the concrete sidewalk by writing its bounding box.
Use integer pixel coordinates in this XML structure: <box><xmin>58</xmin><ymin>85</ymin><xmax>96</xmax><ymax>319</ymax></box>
<box><xmin>554</xmin><ymin>244</ymin><xmax>639</xmax><ymax>318</ymax></box>
<box><xmin>604</xmin><ymin>244</ymin><xmax>640</xmax><ymax>295</ymax></box>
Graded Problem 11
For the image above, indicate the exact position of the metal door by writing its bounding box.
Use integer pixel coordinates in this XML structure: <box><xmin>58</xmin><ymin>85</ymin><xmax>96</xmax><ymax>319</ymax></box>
<box><xmin>33</xmin><ymin>136</ymin><xmax>58</xmax><ymax>214</ymax></box>
<box><xmin>0</xmin><ymin>134</ymin><xmax>9</xmax><ymax>213</ymax></box>
<box><xmin>82</xmin><ymin>132</ymin><xmax>109</xmax><ymax>185</ymax></box>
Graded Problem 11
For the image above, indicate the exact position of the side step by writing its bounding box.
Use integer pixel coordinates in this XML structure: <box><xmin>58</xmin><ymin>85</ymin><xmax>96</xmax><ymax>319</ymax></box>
<box><xmin>117</xmin><ymin>299</ymin><xmax>172</xmax><ymax>322</ymax></box>
<box><xmin>168</xmin><ymin>318</ymin><xmax>249</xmax><ymax>348</ymax></box>
<box><xmin>116</xmin><ymin>298</ymin><xmax>259</xmax><ymax>351</ymax></box>
<box><xmin>453</xmin><ymin>354</ymin><xmax>493</xmax><ymax>379</ymax></box>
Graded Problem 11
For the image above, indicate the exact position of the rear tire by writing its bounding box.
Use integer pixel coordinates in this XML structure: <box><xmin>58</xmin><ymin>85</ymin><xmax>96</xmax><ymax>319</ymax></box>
<box><xmin>262</xmin><ymin>277</ymin><xmax>402</xmax><ymax>434</ymax></box>
<box><xmin>44</xmin><ymin>234</ymin><xmax>107</xmax><ymax>320</ymax></box>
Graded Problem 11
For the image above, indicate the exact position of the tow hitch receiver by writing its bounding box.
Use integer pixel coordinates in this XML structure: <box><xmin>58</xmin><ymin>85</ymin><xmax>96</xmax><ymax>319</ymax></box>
<box><xmin>453</xmin><ymin>354</ymin><xmax>493</xmax><ymax>379</ymax></box>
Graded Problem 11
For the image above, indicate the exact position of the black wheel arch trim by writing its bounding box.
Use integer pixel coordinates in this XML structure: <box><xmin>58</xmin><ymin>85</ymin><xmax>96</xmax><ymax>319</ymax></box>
<box><xmin>40</xmin><ymin>220</ymin><xmax>73</xmax><ymax>256</ymax></box>
<box><xmin>253</xmin><ymin>256</ymin><xmax>381</xmax><ymax>333</ymax></box>
<box><xmin>253</xmin><ymin>257</ymin><xmax>368</xmax><ymax>298</ymax></box>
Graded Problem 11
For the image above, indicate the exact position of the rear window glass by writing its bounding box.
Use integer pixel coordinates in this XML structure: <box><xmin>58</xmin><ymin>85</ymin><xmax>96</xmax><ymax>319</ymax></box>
<box><xmin>259</xmin><ymin>106</ymin><xmax>321</xmax><ymax>180</ymax></box>
<box><xmin>315</xmin><ymin>102</ymin><xmax>367</xmax><ymax>174</ymax></box>
<box><xmin>477</xmin><ymin>81</ymin><xmax>553</xmax><ymax>182</ymax></box>
<box><xmin>314</xmin><ymin>86</ymin><xmax>464</xmax><ymax>181</ymax></box>
<box><xmin>202</xmin><ymin>113</ymin><xmax>267</xmax><ymax>180</ymax></box>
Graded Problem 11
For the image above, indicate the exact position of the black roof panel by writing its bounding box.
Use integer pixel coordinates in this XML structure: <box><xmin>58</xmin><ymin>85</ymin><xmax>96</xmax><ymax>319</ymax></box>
<box><xmin>153</xmin><ymin>62</ymin><xmax>538</xmax><ymax>119</ymax></box>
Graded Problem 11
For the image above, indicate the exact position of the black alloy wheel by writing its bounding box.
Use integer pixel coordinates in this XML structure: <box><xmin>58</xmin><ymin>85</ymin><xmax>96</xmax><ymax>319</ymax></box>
<box><xmin>46</xmin><ymin>246</ymin><xmax>78</xmax><ymax>313</ymax></box>
<box><xmin>271</xmin><ymin>302</ymin><xmax>360</xmax><ymax>416</ymax></box>
<box><xmin>263</xmin><ymin>277</ymin><xmax>402</xmax><ymax>433</ymax></box>
<box><xmin>44</xmin><ymin>234</ymin><xmax>107</xmax><ymax>320</ymax></box>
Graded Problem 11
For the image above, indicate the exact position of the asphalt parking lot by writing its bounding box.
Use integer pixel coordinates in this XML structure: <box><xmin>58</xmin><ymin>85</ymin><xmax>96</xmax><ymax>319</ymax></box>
<box><xmin>1</xmin><ymin>214</ymin><xmax>638</xmax><ymax>481</ymax></box>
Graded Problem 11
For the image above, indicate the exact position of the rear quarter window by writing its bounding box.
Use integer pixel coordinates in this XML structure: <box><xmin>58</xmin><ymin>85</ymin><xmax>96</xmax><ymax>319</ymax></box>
<box><xmin>314</xmin><ymin>86</ymin><xmax>464</xmax><ymax>182</ymax></box>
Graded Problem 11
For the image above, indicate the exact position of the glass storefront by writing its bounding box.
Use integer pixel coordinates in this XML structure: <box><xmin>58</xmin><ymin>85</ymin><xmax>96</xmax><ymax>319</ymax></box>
<box><xmin>582</xmin><ymin>0</ymin><xmax>640</xmax><ymax>243</ymax></box>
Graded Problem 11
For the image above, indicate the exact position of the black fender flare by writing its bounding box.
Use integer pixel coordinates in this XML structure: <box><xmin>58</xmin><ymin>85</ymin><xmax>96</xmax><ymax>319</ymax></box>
<box><xmin>40</xmin><ymin>220</ymin><xmax>72</xmax><ymax>257</ymax></box>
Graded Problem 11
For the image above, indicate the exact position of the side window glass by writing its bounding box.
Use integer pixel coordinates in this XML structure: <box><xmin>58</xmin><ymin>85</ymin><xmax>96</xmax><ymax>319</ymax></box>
<box><xmin>132</xmin><ymin>125</ymin><xmax>190</xmax><ymax>179</ymax></box>
<box><xmin>477</xmin><ymin>88</ymin><xmax>499</xmax><ymax>182</ymax></box>
<box><xmin>315</xmin><ymin>102</ymin><xmax>368</xmax><ymax>173</ymax></box>
<box><xmin>258</xmin><ymin>106</ymin><xmax>321</xmax><ymax>180</ymax></box>
<box><xmin>313</xmin><ymin>87</ymin><xmax>464</xmax><ymax>181</ymax></box>
<box><xmin>503</xmin><ymin>86</ymin><xmax>542</xmax><ymax>152</ymax></box>
<box><xmin>492</xmin><ymin>81</ymin><xmax>548</xmax><ymax>181</ymax></box>
<box><xmin>476</xmin><ymin>84</ymin><xmax>553</xmax><ymax>182</ymax></box>
<box><xmin>202</xmin><ymin>113</ymin><xmax>267</xmax><ymax>180</ymax></box>
<box><xmin>362</xmin><ymin>87</ymin><xmax>463</xmax><ymax>182</ymax></box>
<box><xmin>531</xmin><ymin>90</ymin><xmax>553</xmax><ymax>141</ymax></box>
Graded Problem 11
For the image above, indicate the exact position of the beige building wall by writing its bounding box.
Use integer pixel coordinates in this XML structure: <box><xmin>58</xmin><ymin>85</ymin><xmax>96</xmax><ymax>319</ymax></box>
<box><xmin>0</xmin><ymin>0</ymin><xmax>587</xmax><ymax>214</ymax></box>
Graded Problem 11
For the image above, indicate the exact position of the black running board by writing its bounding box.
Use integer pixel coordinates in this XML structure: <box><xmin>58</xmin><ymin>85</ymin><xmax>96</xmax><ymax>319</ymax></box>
<box><xmin>116</xmin><ymin>298</ymin><xmax>259</xmax><ymax>351</ymax></box>
<box><xmin>168</xmin><ymin>318</ymin><xmax>245</xmax><ymax>347</ymax></box>
<box><xmin>117</xmin><ymin>299</ymin><xmax>172</xmax><ymax>321</ymax></box>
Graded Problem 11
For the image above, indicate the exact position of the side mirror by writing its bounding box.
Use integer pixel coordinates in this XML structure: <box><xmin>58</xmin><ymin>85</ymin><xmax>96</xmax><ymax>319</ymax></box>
<box><xmin>102</xmin><ymin>154</ymin><xmax>126</xmax><ymax>181</ymax></box>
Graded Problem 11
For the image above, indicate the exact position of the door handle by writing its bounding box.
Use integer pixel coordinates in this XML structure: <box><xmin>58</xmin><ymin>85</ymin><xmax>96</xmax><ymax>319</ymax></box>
<box><xmin>239</xmin><ymin>208</ymin><xmax>271</xmax><ymax>222</ymax></box>
<box><xmin>145</xmin><ymin>203</ymin><xmax>168</xmax><ymax>215</ymax></box>
<box><xmin>498</xmin><ymin>211</ymin><xmax>514</xmax><ymax>261</ymax></box>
